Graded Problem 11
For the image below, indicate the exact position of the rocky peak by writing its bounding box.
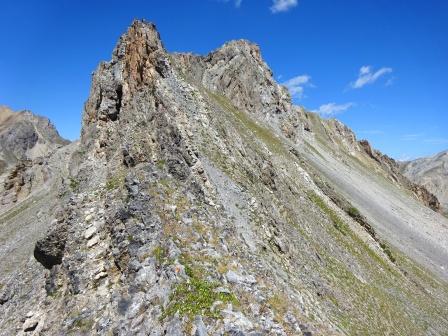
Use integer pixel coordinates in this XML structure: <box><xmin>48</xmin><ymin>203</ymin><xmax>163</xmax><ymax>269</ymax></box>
<box><xmin>173</xmin><ymin>38</ymin><xmax>294</xmax><ymax>133</ymax></box>
<box><xmin>113</xmin><ymin>20</ymin><xmax>165</xmax><ymax>59</ymax></box>
<box><xmin>0</xmin><ymin>106</ymin><xmax>69</xmax><ymax>174</ymax></box>
<box><xmin>202</xmin><ymin>38</ymin><xmax>292</xmax><ymax>118</ymax></box>
<box><xmin>0</xmin><ymin>105</ymin><xmax>14</xmax><ymax>123</ymax></box>
<box><xmin>113</xmin><ymin>20</ymin><xmax>168</xmax><ymax>86</ymax></box>
<box><xmin>81</xmin><ymin>20</ymin><xmax>173</xmax><ymax>154</ymax></box>
<box><xmin>206</xmin><ymin>39</ymin><xmax>263</xmax><ymax>64</ymax></box>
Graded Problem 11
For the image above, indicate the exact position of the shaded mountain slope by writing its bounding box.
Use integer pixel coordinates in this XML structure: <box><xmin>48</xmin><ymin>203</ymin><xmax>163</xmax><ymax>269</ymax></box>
<box><xmin>401</xmin><ymin>150</ymin><xmax>448</xmax><ymax>215</ymax></box>
<box><xmin>1</xmin><ymin>21</ymin><xmax>448</xmax><ymax>335</ymax></box>
<box><xmin>0</xmin><ymin>106</ymin><xmax>69</xmax><ymax>174</ymax></box>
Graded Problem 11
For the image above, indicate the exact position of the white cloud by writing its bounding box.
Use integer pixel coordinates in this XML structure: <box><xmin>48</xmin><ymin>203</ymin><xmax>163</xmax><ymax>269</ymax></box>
<box><xmin>282</xmin><ymin>75</ymin><xmax>312</xmax><ymax>98</ymax></box>
<box><xmin>423</xmin><ymin>138</ymin><xmax>448</xmax><ymax>145</ymax></box>
<box><xmin>400</xmin><ymin>133</ymin><xmax>424</xmax><ymax>141</ymax></box>
<box><xmin>221</xmin><ymin>0</ymin><xmax>242</xmax><ymax>8</ymax></box>
<box><xmin>350</xmin><ymin>65</ymin><xmax>393</xmax><ymax>89</ymax></box>
<box><xmin>313</xmin><ymin>102</ymin><xmax>354</xmax><ymax>117</ymax></box>
<box><xmin>271</xmin><ymin>0</ymin><xmax>298</xmax><ymax>13</ymax></box>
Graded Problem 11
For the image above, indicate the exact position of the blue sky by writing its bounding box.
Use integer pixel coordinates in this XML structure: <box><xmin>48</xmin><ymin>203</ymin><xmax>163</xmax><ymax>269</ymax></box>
<box><xmin>1</xmin><ymin>0</ymin><xmax>447</xmax><ymax>160</ymax></box>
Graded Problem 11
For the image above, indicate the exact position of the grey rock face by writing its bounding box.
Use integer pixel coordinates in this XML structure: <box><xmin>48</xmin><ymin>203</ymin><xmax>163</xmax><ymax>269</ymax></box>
<box><xmin>33</xmin><ymin>220</ymin><xmax>67</xmax><ymax>269</ymax></box>
<box><xmin>1</xmin><ymin>20</ymin><xmax>448</xmax><ymax>336</ymax></box>
<box><xmin>172</xmin><ymin>41</ymin><xmax>299</xmax><ymax>138</ymax></box>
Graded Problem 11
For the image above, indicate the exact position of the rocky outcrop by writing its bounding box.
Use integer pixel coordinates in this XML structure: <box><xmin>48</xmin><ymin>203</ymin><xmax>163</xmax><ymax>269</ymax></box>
<box><xmin>401</xmin><ymin>150</ymin><xmax>448</xmax><ymax>214</ymax></box>
<box><xmin>1</xmin><ymin>20</ymin><xmax>448</xmax><ymax>336</ymax></box>
<box><xmin>172</xmin><ymin>40</ymin><xmax>303</xmax><ymax>139</ymax></box>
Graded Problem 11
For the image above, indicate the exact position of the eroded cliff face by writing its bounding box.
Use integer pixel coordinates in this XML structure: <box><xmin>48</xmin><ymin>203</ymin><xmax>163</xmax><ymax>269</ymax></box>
<box><xmin>1</xmin><ymin>20</ymin><xmax>448</xmax><ymax>336</ymax></box>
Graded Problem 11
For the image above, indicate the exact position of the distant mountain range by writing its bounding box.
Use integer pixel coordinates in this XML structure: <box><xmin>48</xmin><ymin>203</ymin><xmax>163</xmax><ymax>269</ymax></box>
<box><xmin>401</xmin><ymin>150</ymin><xmax>448</xmax><ymax>215</ymax></box>
<box><xmin>0</xmin><ymin>106</ymin><xmax>69</xmax><ymax>175</ymax></box>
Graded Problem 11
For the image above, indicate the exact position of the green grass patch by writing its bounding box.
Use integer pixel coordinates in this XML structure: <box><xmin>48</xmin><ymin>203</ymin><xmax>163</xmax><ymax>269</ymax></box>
<box><xmin>307</xmin><ymin>190</ymin><xmax>348</xmax><ymax>234</ymax></box>
<box><xmin>68</xmin><ymin>177</ymin><xmax>79</xmax><ymax>192</ymax></box>
<box><xmin>208</xmin><ymin>91</ymin><xmax>286</xmax><ymax>155</ymax></box>
<box><xmin>162</xmin><ymin>255</ymin><xmax>238</xmax><ymax>320</ymax></box>
<box><xmin>106</xmin><ymin>175</ymin><xmax>123</xmax><ymax>191</ymax></box>
<box><xmin>347</xmin><ymin>206</ymin><xmax>360</xmax><ymax>218</ymax></box>
<box><xmin>156</xmin><ymin>159</ymin><xmax>166</xmax><ymax>169</ymax></box>
<box><xmin>153</xmin><ymin>245</ymin><xmax>168</xmax><ymax>264</ymax></box>
<box><xmin>379</xmin><ymin>241</ymin><xmax>396</xmax><ymax>263</ymax></box>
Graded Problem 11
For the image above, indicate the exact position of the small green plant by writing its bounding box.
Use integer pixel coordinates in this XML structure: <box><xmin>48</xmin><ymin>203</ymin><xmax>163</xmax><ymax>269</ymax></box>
<box><xmin>106</xmin><ymin>175</ymin><xmax>123</xmax><ymax>190</ymax></box>
<box><xmin>156</xmin><ymin>159</ymin><xmax>166</xmax><ymax>169</ymax></box>
<box><xmin>153</xmin><ymin>246</ymin><xmax>168</xmax><ymax>264</ymax></box>
<box><xmin>69</xmin><ymin>177</ymin><xmax>80</xmax><ymax>191</ymax></box>
<box><xmin>347</xmin><ymin>206</ymin><xmax>360</xmax><ymax>218</ymax></box>
<box><xmin>74</xmin><ymin>319</ymin><xmax>94</xmax><ymax>332</ymax></box>
<box><xmin>162</xmin><ymin>277</ymin><xmax>238</xmax><ymax>320</ymax></box>
<box><xmin>379</xmin><ymin>241</ymin><xmax>396</xmax><ymax>263</ymax></box>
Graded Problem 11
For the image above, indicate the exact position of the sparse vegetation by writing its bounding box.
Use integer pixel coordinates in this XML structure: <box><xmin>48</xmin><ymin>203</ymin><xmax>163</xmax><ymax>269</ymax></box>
<box><xmin>162</xmin><ymin>256</ymin><xmax>238</xmax><ymax>320</ymax></box>
<box><xmin>106</xmin><ymin>175</ymin><xmax>123</xmax><ymax>190</ymax></box>
<box><xmin>347</xmin><ymin>206</ymin><xmax>360</xmax><ymax>218</ymax></box>
<box><xmin>379</xmin><ymin>241</ymin><xmax>396</xmax><ymax>263</ymax></box>
<box><xmin>71</xmin><ymin>317</ymin><xmax>94</xmax><ymax>332</ymax></box>
<box><xmin>156</xmin><ymin>159</ymin><xmax>166</xmax><ymax>169</ymax></box>
<box><xmin>68</xmin><ymin>177</ymin><xmax>80</xmax><ymax>191</ymax></box>
<box><xmin>307</xmin><ymin>190</ymin><xmax>348</xmax><ymax>234</ymax></box>
<box><xmin>209</xmin><ymin>91</ymin><xmax>286</xmax><ymax>155</ymax></box>
<box><xmin>153</xmin><ymin>245</ymin><xmax>168</xmax><ymax>264</ymax></box>
<box><xmin>267</xmin><ymin>293</ymin><xmax>290</xmax><ymax>318</ymax></box>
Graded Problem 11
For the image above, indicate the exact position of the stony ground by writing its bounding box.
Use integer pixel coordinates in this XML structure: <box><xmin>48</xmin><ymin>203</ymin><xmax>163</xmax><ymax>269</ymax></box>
<box><xmin>1</xmin><ymin>20</ymin><xmax>448</xmax><ymax>335</ymax></box>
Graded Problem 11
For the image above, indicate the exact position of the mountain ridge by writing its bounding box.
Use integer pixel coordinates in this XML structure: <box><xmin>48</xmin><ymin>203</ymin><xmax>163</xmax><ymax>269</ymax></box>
<box><xmin>1</xmin><ymin>20</ymin><xmax>447</xmax><ymax>335</ymax></box>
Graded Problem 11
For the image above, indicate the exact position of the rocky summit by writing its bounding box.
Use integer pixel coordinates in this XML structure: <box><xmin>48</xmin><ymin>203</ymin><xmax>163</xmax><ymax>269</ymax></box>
<box><xmin>1</xmin><ymin>20</ymin><xmax>448</xmax><ymax>335</ymax></box>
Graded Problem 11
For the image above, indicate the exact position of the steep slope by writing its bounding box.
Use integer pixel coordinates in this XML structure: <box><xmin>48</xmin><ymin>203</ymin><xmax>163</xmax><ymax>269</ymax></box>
<box><xmin>292</xmin><ymin>112</ymin><xmax>448</xmax><ymax>279</ymax></box>
<box><xmin>401</xmin><ymin>150</ymin><xmax>448</xmax><ymax>215</ymax></box>
<box><xmin>1</xmin><ymin>21</ymin><xmax>448</xmax><ymax>336</ymax></box>
<box><xmin>0</xmin><ymin>107</ymin><xmax>75</xmax><ymax>287</ymax></box>
<box><xmin>0</xmin><ymin>106</ymin><xmax>71</xmax><ymax>207</ymax></box>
